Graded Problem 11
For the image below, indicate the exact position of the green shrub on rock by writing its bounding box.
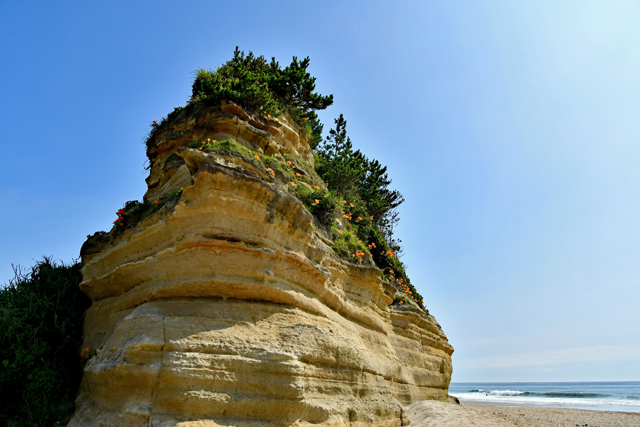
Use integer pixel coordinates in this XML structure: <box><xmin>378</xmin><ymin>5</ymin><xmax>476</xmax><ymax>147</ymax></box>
<box><xmin>0</xmin><ymin>258</ymin><xmax>89</xmax><ymax>427</ymax></box>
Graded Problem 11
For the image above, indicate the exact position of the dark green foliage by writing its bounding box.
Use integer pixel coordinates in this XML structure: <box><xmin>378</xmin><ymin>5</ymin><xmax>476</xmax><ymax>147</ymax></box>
<box><xmin>316</xmin><ymin>114</ymin><xmax>405</xmax><ymax>238</ymax></box>
<box><xmin>267</xmin><ymin>55</ymin><xmax>334</xmax><ymax>115</ymax></box>
<box><xmin>114</xmin><ymin>187</ymin><xmax>183</xmax><ymax>233</ymax></box>
<box><xmin>315</xmin><ymin>115</ymin><xmax>424</xmax><ymax>308</ymax></box>
<box><xmin>192</xmin><ymin>49</ymin><xmax>281</xmax><ymax>116</ymax></box>
<box><xmin>307</xmin><ymin>114</ymin><xmax>324</xmax><ymax>150</ymax></box>
<box><xmin>146</xmin><ymin>48</ymin><xmax>331</xmax><ymax>152</ymax></box>
<box><xmin>191</xmin><ymin>47</ymin><xmax>333</xmax><ymax>118</ymax></box>
<box><xmin>0</xmin><ymin>258</ymin><xmax>89</xmax><ymax>427</ymax></box>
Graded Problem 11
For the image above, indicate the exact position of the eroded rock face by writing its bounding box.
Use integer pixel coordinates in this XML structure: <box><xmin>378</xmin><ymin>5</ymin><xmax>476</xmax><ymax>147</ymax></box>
<box><xmin>70</xmin><ymin>105</ymin><xmax>454</xmax><ymax>427</ymax></box>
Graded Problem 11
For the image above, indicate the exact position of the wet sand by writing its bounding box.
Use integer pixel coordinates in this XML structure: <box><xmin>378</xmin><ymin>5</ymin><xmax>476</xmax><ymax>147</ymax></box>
<box><xmin>405</xmin><ymin>400</ymin><xmax>640</xmax><ymax>427</ymax></box>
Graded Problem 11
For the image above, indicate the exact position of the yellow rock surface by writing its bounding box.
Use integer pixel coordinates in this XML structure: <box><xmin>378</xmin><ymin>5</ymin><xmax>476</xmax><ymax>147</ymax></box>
<box><xmin>69</xmin><ymin>105</ymin><xmax>454</xmax><ymax>427</ymax></box>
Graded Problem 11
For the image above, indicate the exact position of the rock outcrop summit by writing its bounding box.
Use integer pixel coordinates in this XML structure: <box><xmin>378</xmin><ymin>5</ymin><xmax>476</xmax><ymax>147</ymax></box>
<box><xmin>69</xmin><ymin>100</ymin><xmax>454</xmax><ymax>426</ymax></box>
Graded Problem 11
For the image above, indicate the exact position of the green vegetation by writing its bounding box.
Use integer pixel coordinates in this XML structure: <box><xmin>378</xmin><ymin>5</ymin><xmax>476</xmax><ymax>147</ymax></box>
<box><xmin>192</xmin><ymin>47</ymin><xmax>333</xmax><ymax>118</ymax></box>
<box><xmin>113</xmin><ymin>187</ymin><xmax>183</xmax><ymax>234</ymax></box>
<box><xmin>146</xmin><ymin>47</ymin><xmax>332</xmax><ymax>150</ymax></box>
<box><xmin>0</xmin><ymin>258</ymin><xmax>89</xmax><ymax>427</ymax></box>
<box><xmin>314</xmin><ymin>115</ymin><xmax>423</xmax><ymax>307</ymax></box>
<box><xmin>142</xmin><ymin>48</ymin><xmax>425</xmax><ymax>309</ymax></box>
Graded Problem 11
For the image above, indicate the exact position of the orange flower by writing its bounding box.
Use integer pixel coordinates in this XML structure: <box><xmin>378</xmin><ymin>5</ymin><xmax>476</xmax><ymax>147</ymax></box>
<box><xmin>153</xmin><ymin>120</ymin><xmax>157</xmax><ymax>124</ymax></box>
<box><xmin>287</xmin><ymin>161</ymin><xmax>292</xmax><ymax>165</ymax></box>
<box><xmin>154</xmin><ymin>200</ymin><xmax>159</xmax><ymax>204</ymax></box>
<box><xmin>254</xmin><ymin>155</ymin><xmax>260</xmax><ymax>160</ymax></box>
<box><xmin>199</xmin><ymin>147</ymin><xmax>203</xmax><ymax>150</ymax></box>
<box><xmin>314</xmin><ymin>185</ymin><xmax>320</xmax><ymax>190</ymax></box>
<box><xmin>303</xmin><ymin>117</ymin><xmax>308</xmax><ymax>121</ymax></box>
<box><xmin>357</xmin><ymin>216</ymin><xmax>362</xmax><ymax>221</ymax></box>
<box><xmin>315</xmin><ymin>199</ymin><xmax>320</xmax><ymax>204</ymax></box>
<box><xmin>349</xmin><ymin>203</ymin><xmax>354</xmax><ymax>208</ymax></box>
<box><xmin>370</xmin><ymin>215</ymin><xmax>373</xmax><ymax>220</ymax></box>
<box><xmin>338</xmin><ymin>230</ymin><xmax>343</xmax><ymax>234</ymax></box>
<box><xmin>290</xmin><ymin>182</ymin><xmax>297</xmax><ymax>186</ymax></box>
<box><xmin>400</xmin><ymin>301</ymin><xmax>404</xmax><ymax>304</ymax></box>
<box><xmin>342</xmin><ymin>200</ymin><xmax>347</xmax><ymax>204</ymax></box>
<box><xmin>207</xmin><ymin>138</ymin><xmax>211</xmax><ymax>142</ymax></box>
<box><xmin>292</xmin><ymin>165</ymin><xmax>296</xmax><ymax>169</ymax></box>
<box><xmin>296</xmin><ymin>173</ymin><xmax>301</xmax><ymax>177</ymax></box>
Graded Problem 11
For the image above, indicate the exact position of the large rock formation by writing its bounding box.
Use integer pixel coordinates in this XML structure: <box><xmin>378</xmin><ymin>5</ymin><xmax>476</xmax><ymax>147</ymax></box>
<box><xmin>70</xmin><ymin>104</ymin><xmax>454</xmax><ymax>427</ymax></box>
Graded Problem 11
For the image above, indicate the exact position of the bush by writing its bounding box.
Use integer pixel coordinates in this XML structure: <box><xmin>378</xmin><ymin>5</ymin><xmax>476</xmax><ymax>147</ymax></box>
<box><xmin>292</xmin><ymin>183</ymin><xmax>338</xmax><ymax>227</ymax></box>
<box><xmin>0</xmin><ymin>258</ymin><xmax>89</xmax><ymax>427</ymax></box>
<box><xmin>316</xmin><ymin>114</ymin><xmax>405</xmax><ymax>235</ymax></box>
<box><xmin>191</xmin><ymin>47</ymin><xmax>333</xmax><ymax>119</ymax></box>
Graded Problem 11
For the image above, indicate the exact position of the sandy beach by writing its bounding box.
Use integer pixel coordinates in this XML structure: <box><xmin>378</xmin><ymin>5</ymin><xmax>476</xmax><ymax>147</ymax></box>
<box><xmin>405</xmin><ymin>400</ymin><xmax>640</xmax><ymax>427</ymax></box>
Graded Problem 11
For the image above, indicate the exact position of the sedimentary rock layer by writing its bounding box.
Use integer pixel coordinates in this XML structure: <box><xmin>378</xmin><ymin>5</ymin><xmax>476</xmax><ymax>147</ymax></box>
<box><xmin>70</xmin><ymin>106</ymin><xmax>453</xmax><ymax>427</ymax></box>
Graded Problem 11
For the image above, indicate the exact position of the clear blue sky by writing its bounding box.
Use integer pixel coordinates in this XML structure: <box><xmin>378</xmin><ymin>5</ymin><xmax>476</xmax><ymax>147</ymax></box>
<box><xmin>2</xmin><ymin>1</ymin><xmax>639</xmax><ymax>382</ymax></box>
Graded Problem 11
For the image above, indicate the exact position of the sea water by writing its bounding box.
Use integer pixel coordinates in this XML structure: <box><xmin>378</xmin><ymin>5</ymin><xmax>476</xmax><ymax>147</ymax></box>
<box><xmin>449</xmin><ymin>382</ymin><xmax>640</xmax><ymax>412</ymax></box>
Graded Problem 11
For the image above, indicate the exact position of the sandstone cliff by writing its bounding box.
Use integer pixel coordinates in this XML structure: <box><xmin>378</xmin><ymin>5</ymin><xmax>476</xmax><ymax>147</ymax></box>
<box><xmin>70</xmin><ymin>103</ymin><xmax>454</xmax><ymax>427</ymax></box>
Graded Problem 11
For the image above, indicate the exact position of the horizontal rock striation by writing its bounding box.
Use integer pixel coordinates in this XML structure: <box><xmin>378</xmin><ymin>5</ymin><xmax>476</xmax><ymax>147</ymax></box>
<box><xmin>70</xmin><ymin>105</ymin><xmax>453</xmax><ymax>427</ymax></box>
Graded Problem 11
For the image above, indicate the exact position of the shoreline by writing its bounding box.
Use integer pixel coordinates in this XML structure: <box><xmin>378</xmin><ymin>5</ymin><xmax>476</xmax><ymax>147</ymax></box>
<box><xmin>406</xmin><ymin>400</ymin><xmax>640</xmax><ymax>427</ymax></box>
<box><xmin>460</xmin><ymin>398</ymin><xmax>640</xmax><ymax>413</ymax></box>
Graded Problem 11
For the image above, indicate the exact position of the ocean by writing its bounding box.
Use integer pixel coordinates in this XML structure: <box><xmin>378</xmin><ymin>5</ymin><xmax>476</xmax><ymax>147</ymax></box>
<box><xmin>449</xmin><ymin>382</ymin><xmax>640</xmax><ymax>412</ymax></box>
